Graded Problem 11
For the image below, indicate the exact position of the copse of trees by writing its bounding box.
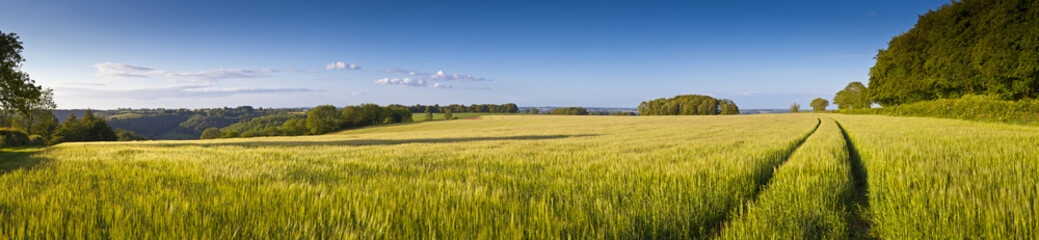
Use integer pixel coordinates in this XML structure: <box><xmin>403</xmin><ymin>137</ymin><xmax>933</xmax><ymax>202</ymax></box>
<box><xmin>50</xmin><ymin>110</ymin><xmax>118</xmax><ymax>144</ymax></box>
<box><xmin>833</xmin><ymin>82</ymin><xmax>870</xmax><ymax>109</ymax></box>
<box><xmin>638</xmin><ymin>94</ymin><xmax>740</xmax><ymax>115</ymax></box>
<box><xmin>810</xmin><ymin>98</ymin><xmax>829</xmax><ymax>112</ymax></box>
<box><xmin>868</xmin><ymin>0</ymin><xmax>1039</xmax><ymax>106</ymax></box>
<box><xmin>549</xmin><ymin>107</ymin><xmax>589</xmax><ymax>115</ymax></box>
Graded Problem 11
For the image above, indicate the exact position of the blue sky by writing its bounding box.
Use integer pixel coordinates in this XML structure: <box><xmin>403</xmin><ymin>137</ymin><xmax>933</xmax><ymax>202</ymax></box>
<box><xmin>1</xmin><ymin>0</ymin><xmax>948</xmax><ymax>109</ymax></box>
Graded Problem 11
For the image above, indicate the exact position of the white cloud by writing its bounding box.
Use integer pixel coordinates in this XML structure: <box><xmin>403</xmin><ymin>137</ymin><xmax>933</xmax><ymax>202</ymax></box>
<box><xmin>374</xmin><ymin>77</ymin><xmax>426</xmax><ymax>87</ymax></box>
<box><xmin>428</xmin><ymin>70</ymin><xmax>488</xmax><ymax>82</ymax></box>
<box><xmin>326</xmin><ymin>61</ymin><xmax>361</xmax><ymax>70</ymax></box>
<box><xmin>431</xmin><ymin>82</ymin><xmax>452</xmax><ymax>88</ymax></box>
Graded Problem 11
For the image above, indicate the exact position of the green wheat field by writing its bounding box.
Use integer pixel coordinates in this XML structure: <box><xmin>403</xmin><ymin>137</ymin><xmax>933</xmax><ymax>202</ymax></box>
<box><xmin>0</xmin><ymin>114</ymin><xmax>1036</xmax><ymax>239</ymax></box>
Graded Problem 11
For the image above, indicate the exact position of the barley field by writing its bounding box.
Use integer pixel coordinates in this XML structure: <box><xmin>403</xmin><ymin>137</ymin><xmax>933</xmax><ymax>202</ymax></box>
<box><xmin>0</xmin><ymin>115</ymin><xmax>818</xmax><ymax>239</ymax></box>
<box><xmin>1</xmin><ymin>114</ymin><xmax>1037</xmax><ymax>239</ymax></box>
<box><xmin>831</xmin><ymin>114</ymin><xmax>1039</xmax><ymax>239</ymax></box>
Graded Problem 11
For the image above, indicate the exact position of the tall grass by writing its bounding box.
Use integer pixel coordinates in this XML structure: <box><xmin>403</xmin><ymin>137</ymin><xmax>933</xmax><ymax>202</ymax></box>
<box><xmin>0</xmin><ymin>115</ymin><xmax>818</xmax><ymax>239</ymax></box>
<box><xmin>833</xmin><ymin>114</ymin><xmax>1039</xmax><ymax>238</ymax></box>
<box><xmin>719</xmin><ymin>118</ymin><xmax>857</xmax><ymax>239</ymax></box>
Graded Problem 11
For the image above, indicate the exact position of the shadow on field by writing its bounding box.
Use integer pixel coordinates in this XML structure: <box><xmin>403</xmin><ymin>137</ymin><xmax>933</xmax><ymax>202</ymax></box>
<box><xmin>835</xmin><ymin>121</ymin><xmax>877</xmax><ymax>239</ymax></box>
<box><xmin>0</xmin><ymin>147</ymin><xmax>49</xmax><ymax>176</ymax></box>
<box><xmin>153</xmin><ymin>134</ymin><xmax>600</xmax><ymax>148</ymax></box>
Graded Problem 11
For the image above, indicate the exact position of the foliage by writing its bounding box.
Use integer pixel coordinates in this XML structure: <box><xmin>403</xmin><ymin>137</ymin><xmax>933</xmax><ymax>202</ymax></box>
<box><xmin>0</xmin><ymin>31</ymin><xmax>43</xmax><ymax>128</ymax></box>
<box><xmin>832</xmin><ymin>82</ymin><xmax>869</xmax><ymax>109</ymax></box>
<box><xmin>790</xmin><ymin>103</ymin><xmax>801</xmax><ymax>113</ymax></box>
<box><xmin>443</xmin><ymin>109</ymin><xmax>452</xmax><ymax>119</ymax></box>
<box><xmin>103</xmin><ymin>107</ymin><xmax>302</xmax><ymax>139</ymax></box>
<box><xmin>833</xmin><ymin>114</ymin><xmax>1039</xmax><ymax>238</ymax></box>
<box><xmin>50</xmin><ymin>110</ymin><xmax>118</xmax><ymax>144</ymax></box>
<box><xmin>0</xmin><ymin>115</ymin><xmax>820</xmax><ymax>238</ymax></box>
<box><xmin>549</xmin><ymin>107</ymin><xmax>589</xmax><ymax>115</ymax></box>
<box><xmin>720</xmin><ymin>99</ymin><xmax>740</xmax><ymax>114</ymax></box>
<box><xmin>810</xmin><ymin>98</ymin><xmax>829</xmax><ymax>112</ymax></box>
<box><xmin>530</xmin><ymin>108</ymin><xmax>539</xmax><ymax>114</ymax></box>
<box><xmin>221</xmin><ymin>113</ymin><xmax>304</xmax><ymax>137</ymax></box>
<box><xmin>306</xmin><ymin>105</ymin><xmax>341</xmax><ymax>135</ymax></box>
<box><xmin>424</xmin><ymin>106</ymin><xmax>433</xmax><ymax>121</ymax></box>
<box><xmin>868</xmin><ymin>0</ymin><xmax>1039</xmax><ymax>106</ymax></box>
<box><xmin>27</xmin><ymin>134</ymin><xmax>45</xmax><ymax>146</ymax></box>
<box><xmin>0</xmin><ymin>128</ymin><xmax>29</xmax><ymax>147</ymax></box>
<box><xmin>399</xmin><ymin>103</ymin><xmax>519</xmax><ymax>114</ymax></box>
<box><xmin>638</xmin><ymin>94</ymin><xmax>739</xmax><ymax>115</ymax></box>
<box><xmin>200</xmin><ymin>128</ymin><xmax>223</xmax><ymax>140</ymax></box>
<box><xmin>840</xmin><ymin>95</ymin><xmax>1039</xmax><ymax>125</ymax></box>
<box><xmin>114</xmin><ymin>129</ymin><xmax>149</xmax><ymax>141</ymax></box>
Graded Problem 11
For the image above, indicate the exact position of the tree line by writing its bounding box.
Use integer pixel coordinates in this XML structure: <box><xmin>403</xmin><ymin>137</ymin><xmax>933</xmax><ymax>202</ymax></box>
<box><xmin>201</xmin><ymin>104</ymin><xmax>413</xmax><ymax>139</ymax></box>
<box><xmin>638</xmin><ymin>94</ymin><xmax>739</xmax><ymax>115</ymax></box>
<box><xmin>401</xmin><ymin>103</ymin><xmax>519</xmax><ymax>114</ymax></box>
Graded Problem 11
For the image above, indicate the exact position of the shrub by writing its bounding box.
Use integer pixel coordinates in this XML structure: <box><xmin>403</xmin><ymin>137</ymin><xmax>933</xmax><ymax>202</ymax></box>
<box><xmin>841</xmin><ymin>95</ymin><xmax>1039</xmax><ymax>125</ymax></box>
<box><xmin>27</xmin><ymin>135</ymin><xmax>46</xmax><ymax>146</ymax></box>
<box><xmin>0</xmin><ymin>128</ymin><xmax>30</xmax><ymax>147</ymax></box>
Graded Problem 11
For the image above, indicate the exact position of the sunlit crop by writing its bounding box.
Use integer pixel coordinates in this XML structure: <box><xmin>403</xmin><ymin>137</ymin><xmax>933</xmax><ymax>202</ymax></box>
<box><xmin>0</xmin><ymin>115</ymin><xmax>818</xmax><ymax>239</ymax></box>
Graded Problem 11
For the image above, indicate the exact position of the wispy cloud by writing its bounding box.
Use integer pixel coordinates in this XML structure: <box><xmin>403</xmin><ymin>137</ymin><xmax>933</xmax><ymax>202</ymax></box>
<box><xmin>164</xmin><ymin>69</ymin><xmax>266</xmax><ymax>82</ymax></box>
<box><xmin>382</xmin><ymin>68</ymin><xmax>427</xmax><ymax>76</ymax></box>
<box><xmin>95</xmin><ymin>62</ymin><xmax>276</xmax><ymax>83</ymax></box>
<box><xmin>60</xmin><ymin>85</ymin><xmax>314</xmax><ymax>100</ymax></box>
<box><xmin>95</xmin><ymin>63</ymin><xmax>166</xmax><ymax>78</ymax></box>
<box><xmin>326</xmin><ymin>61</ymin><xmax>361</xmax><ymax>70</ymax></box>
<box><xmin>374</xmin><ymin>78</ymin><xmax>427</xmax><ymax>87</ymax></box>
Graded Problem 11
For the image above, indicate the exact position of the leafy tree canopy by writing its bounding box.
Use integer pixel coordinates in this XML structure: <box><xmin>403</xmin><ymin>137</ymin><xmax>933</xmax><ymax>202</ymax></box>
<box><xmin>638</xmin><ymin>94</ymin><xmax>739</xmax><ymax>115</ymax></box>
<box><xmin>810</xmin><ymin>98</ymin><xmax>830</xmax><ymax>112</ymax></box>
<box><xmin>868</xmin><ymin>0</ymin><xmax>1039</xmax><ymax>106</ymax></box>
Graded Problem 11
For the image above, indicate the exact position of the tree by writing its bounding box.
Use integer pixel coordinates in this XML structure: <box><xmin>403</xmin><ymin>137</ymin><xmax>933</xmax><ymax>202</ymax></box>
<box><xmin>221</xmin><ymin>131</ymin><xmax>240</xmax><ymax>138</ymax></box>
<box><xmin>443</xmin><ymin>109</ymin><xmax>453</xmax><ymax>120</ymax></box>
<box><xmin>867</xmin><ymin>0</ymin><xmax>1039</xmax><ymax>105</ymax></box>
<box><xmin>638</xmin><ymin>94</ymin><xmax>732</xmax><ymax>115</ymax></box>
<box><xmin>16</xmin><ymin>88</ymin><xmax>55</xmax><ymax>135</ymax></box>
<box><xmin>200</xmin><ymin>127</ymin><xmax>223</xmax><ymax>139</ymax></box>
<box><xmin>357</xmin><ymin>104</ymin><xmax>386</xmax><ymax>125</ymax></box>
<box><xmin>1</xmin><ymin>31</ymin><xmax>43</xmax><ymax>127</ymax></box>
<box><xmin>810</xmin><ymin>98</ymin><xmax>829</xmax><ymax>112</ymax></box>
<box><xmin>523</xmin><ymin>108</ymin><xmax>530</xmax><ymax>114</ymax></box>
<box><xmin>306</xmin><ymin>105</ymin><xmax>341</xmax><ymax>135</ymax></box>
<box><xmin>720</xmin><ymin>99</ymin><xmax>740</xmax><ymax>115</ymax></box>
<box><xmin>549</xmin><ymin>107</ymin><xmax>589</xmax><ymax>115</ymax></box>
<box><xmin>50</xmin><ymin>113</ymin><xmax>84</xmax><ymax>144</ymax></box>
<box><xmin>424</xmin><ymin>106</ymin><xmax>433</xmax><ymax>121</ymax></box>
<box><xmin>833</xmin><ymin>82</ymin><xmax>869</xmax><ymax>109</ymax></box>
<box><xmin>80</xmin><ymin>109</ymin><xmax>117</xmax><ymax>141</ymax></box>
<box><xmin>280</xmin><ymin>118</ymin><xmax>308</xmax><ymax>135</ymax></box>
<box><xmin>115</xmin><ymin>129</ymin><xmax>149</xmax><ymax>141</ymax></box>
<box><xmin>790</xmin><ymin>103</ymin><xmax>800</xmax><ymax>113</ymax></box>
<box><xmin>530</xmin><ymin>108</ymin><xmax>539</xmax><ymax>114</ymax></box>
